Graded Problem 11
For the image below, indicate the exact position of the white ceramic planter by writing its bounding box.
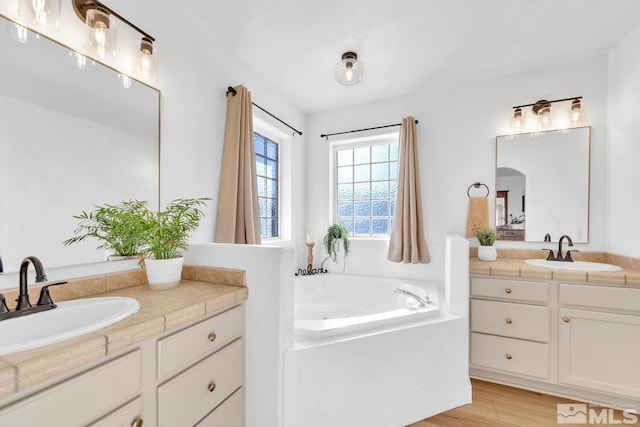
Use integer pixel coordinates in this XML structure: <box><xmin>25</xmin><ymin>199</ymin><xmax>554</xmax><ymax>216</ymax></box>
<box><xmin>144</xmin><ymin>257</ymin><xmax>184</xmax><ymax>290</ymax></box>
<box><xmin>478</xmin><ymin>245</ymin><xmax>497</xmax><ymax>262</ymax></box>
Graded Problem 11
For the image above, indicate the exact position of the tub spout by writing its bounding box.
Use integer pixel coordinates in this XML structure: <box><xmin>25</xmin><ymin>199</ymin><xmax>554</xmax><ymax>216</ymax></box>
<box><xmin>393</xmin><ymin>288</ymin><xmax>430</xmax><ymax>307</ymax></box>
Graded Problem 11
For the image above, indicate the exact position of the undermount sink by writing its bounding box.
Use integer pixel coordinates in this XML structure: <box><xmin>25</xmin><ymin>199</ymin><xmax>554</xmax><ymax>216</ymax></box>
<box><xmin>524</xmin><ymin>259</ymin><xmax>622</xmax><ymax>272</ymax></box>
<box><xmin>0</xmin><ymin>297</ymin><xmax>139</xmax><ymax>355</ymax></box>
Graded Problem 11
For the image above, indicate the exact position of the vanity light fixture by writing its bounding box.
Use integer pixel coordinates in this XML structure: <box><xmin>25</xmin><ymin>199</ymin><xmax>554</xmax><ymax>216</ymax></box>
<box><xmin>335</xmin><ymin>52</ymin><xmax>364</xmax><ymax>86</ymax></box>
<box><xmin>18</xmin><ymin>0</ymin><xmax>61</xmax><ymax>32</ymax></box>
<box><xmin>72</xmin><ymin>0</ymin><xmax>156</xmax><ymax>73</ymax></box>
<box><xmin>511</xmin><ymin>96</ymin><xmax>583</xmax><ymax>134</ymax></box>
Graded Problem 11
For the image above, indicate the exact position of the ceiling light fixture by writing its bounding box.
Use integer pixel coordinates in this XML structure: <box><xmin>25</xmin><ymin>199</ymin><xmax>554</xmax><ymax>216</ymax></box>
<box><xmin>335</xmin><ymin>51</ymin><xmax>363</xmax><ymax>86</ymax></box>
<box><xmin>72</xmin><ymin>0</ymin><xmax>155</xmax><ymax>73</ymax></box>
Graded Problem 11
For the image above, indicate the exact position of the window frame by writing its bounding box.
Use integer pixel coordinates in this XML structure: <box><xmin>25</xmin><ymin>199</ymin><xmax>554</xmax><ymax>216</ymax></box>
<box><xmin>329</xmin><ymin>132</ymin><xmax>399</xmax><ymax>239</ymax></box>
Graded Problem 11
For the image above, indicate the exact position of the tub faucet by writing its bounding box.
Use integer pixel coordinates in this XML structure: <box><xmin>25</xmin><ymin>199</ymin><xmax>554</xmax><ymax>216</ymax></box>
<box><xmin>393</xmin><ymin>288</ymin><xmax>430</xmax><ymax>307</ymax></box>
<box><xmin>556</xmin><ymin>235</ymin><xmax>574</xmax><ymax>262</ymax></box>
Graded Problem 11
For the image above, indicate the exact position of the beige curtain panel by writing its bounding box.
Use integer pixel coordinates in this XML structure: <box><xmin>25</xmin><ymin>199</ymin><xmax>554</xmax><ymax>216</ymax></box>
<box><xmin>215</xmin><ymin>85</ymin><xmax>262</xmax><ymax>244</ymax></box>
<box><xmin>387</xmin><ymin>116</ymin><xmax>430</xmax><ymax>264</ymax></box>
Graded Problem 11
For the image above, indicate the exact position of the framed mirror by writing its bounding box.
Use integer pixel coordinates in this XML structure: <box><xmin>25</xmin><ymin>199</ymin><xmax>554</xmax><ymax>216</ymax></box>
<box><xmin>495</xmin><ymin>127</ymin><xmax>590</xmax><ymax>243</ymax></box>
<box><xmin>0</xmin><ymin>14</ymin><xmax>160</xmax><ymax>274</ymax></box>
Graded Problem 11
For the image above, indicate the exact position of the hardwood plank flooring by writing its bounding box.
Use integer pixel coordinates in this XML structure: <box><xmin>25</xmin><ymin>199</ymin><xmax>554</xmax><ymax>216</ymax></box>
<box><xmin>411</xmin><ymin>379</ymin><xmax>640</xmax><ymax>426</ymax></box>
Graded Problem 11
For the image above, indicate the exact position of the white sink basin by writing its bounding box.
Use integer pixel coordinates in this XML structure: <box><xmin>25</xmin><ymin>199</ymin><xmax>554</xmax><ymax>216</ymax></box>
<box><xmin>0</xmin><ymin>297</ymin><xmax>139</xmax><ymax>355</ymax></box>
<box><xmin>525</xmin><ymin>259</ymin><xmax>622</xmax><ymax>272</ymax></box>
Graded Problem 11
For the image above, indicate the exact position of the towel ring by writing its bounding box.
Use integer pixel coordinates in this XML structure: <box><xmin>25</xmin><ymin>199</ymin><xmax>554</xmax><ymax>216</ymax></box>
<box><xmin>467</xmin><ymin>182</ymin><xmax>489</xmax><ymax>198</ymax></box>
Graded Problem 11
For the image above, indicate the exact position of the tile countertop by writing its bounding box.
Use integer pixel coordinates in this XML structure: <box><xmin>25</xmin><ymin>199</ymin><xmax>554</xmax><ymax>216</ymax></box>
<box><xmin>469</xmin><ymin>250</ymin><xmax>640</xmax><ymax>286</ymax></box>
<box><xmin>0</xmin><ymin>268</ymin><xmax>248</xmax><ymax>400</ymax></box>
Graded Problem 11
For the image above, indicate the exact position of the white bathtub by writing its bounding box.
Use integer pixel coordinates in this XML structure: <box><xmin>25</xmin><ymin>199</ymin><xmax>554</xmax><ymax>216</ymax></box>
<box><xmin>294</xmin><ymin>273</ymin><xmax>440</xmax><ymax>339</ymax></box>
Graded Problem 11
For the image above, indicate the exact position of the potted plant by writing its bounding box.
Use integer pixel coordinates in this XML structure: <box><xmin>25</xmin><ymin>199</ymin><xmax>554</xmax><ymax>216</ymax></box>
<box><xmin>474</xmin><ymin>227</ymin><xmax>498</xmax><ymax>261</ymax></box>
<box><xmin>321</xmin><ymin>224</ymin><xmax>350</xmax><ymax>270</ymax></box>
<box><xmin>140</xmin><ymin>198</ymin><xmax>209</xmax><ymax>290</ymax></box>
<box><xmin>63</xmin><ymin>199</ymin><xmax>149</xmax><ymax>259</ymax></box>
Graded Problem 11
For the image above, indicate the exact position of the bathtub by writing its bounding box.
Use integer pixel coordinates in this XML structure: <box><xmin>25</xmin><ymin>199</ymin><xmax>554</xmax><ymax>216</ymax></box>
<box><xmin>294</xmin><ymin>273</ymin><xmax>441</xmax><ymax>339</ymax></box>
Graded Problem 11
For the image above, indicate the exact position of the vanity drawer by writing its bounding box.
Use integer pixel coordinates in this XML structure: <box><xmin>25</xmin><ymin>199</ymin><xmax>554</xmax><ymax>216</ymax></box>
<box><xmin>471</xmin><ymin>299</ymin><xmax>550</xmax><ymax>342</ymax></box>
<box><xmin>470</xmin><ymin>333</ymin><xmax>549</xmax><ymax>379</ymax></box>
<box><xmin>195</xmin><ymin>388</ymin><xmax>244</xmax><ymax>427</ymax></box>
<box><xmin>89</xmin><ymin>397</ymin><xmax>143</xmax><ymax>427</ymax></box>
<box><xmin>158</xmin><ymin>339</ymin><xmax>244</xmax><ymax>427</ymax></box>
<box><xmin>158</xmin><ymin>305</ymin><xmax>244</xmax><ymax>379</ymax></box>
<box><xmin>559</xmin><ymin>284</ymin><xmax>640</xmax><ymax>314</ymax></box>
<box><xmin>0</xmin><ymin>350</ymin><xmax>141</xmax><ymax>427</ymax></box>
<box><xmin>471</xmin><ymin>277</ymin><xmax>549</xmax><ymax>303</ymax></box>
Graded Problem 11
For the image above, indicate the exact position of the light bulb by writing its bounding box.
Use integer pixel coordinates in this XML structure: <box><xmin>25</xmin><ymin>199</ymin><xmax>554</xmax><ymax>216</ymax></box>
<box><xmin>18</xmin><ymin>0</ymin><xmax>60</xmax><ymax>31</ymax></box>
<box><xmin>570</xmin><ymin>99</ymin><xmax>582</xmax><ymax>127</ymax></box>
<box><xmin>85</xmin><ymin>8</ymin><xmax>115</xmax><ymax>61</ymax></box>
<box><xmin>511</xmin><ymin>108</ymin><xmax>524</xmax><ymax>134</ymax></box>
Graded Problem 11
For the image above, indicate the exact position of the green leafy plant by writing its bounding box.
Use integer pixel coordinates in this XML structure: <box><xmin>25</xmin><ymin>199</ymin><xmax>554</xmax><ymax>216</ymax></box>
<box><xmin>63</xmin><ymin>199</ymin><xmax>149</xmax><ymax>257</ymax></box>
<box><xmin>141</xmin><ymin>198</ymin><xmax>210</xmax><ymax>260</ymax></box>
<box><xmin>474</xmin><ymin>227</ymin><xmax>498</xmax><ymax>246</ymax></box>
<box><xmin>321</xmin><ymin>224</ymin><xmax>350</xmax><ymax>269</ymax></box>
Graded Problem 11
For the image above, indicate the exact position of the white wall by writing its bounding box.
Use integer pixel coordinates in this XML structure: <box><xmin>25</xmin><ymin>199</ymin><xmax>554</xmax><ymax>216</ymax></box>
<box><xmin>607</xmin><ymin>23</ymin><xmax>640</xmax><ymax>257</ymax></box>
<box><xmin>306</xmin><ymin>55</ymin><xmax>609</xmax><ymax>273</ymax></box>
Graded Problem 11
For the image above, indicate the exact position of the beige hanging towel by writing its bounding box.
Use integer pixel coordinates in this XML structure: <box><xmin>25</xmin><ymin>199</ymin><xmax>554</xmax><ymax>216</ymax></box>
<box><xmin>466</xmin><ymin>196</ymin><xmax>489</xmax><ymax>237</ymax></box>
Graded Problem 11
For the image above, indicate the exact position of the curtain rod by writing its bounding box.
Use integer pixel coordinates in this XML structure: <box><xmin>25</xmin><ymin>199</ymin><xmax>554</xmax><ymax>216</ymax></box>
<box><xmin>320</xmin><ymin>119</ymin><xmax>419</xmax><ymax>140</ymax></box>
<box><xmin>226</xmin><ymin>86</ymin><xmax>303</xmax><ymax>136</ymax></box>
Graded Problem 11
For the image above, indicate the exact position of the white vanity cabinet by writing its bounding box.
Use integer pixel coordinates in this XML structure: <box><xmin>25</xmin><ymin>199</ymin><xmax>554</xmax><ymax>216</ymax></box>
<box><xmin>0</xmin><ymin>303</ymin><xmax>246</xmax><ymax>427</ymax></box>
<box><xmin>558</xmin><ymin>284</ymin><xmax>640</xmax><ymax>399</ymax></box>
<box><xmin>470</xmin><ymin>277</ymin><xmax>551</xmax><ymax>380</ymax></box>
<box><xmin>0</xmin><ymin>350</ymin><xmax>143</xmax><ymax>427</ymax></box>
<box><xmin>156</xmin><ymin>305</ymin><xmax>245</xmax><ymax>427</ymax></box>
<box><xmin>470</xmin><ymin>276</ymin><xmax>640</xmax><ymax>407</ymax></box>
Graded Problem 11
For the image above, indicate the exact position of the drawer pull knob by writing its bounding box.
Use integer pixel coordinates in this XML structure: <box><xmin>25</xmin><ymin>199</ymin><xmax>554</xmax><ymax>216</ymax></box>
<box><xmin>563</xmin><ymin>317</ymin><xmax>571</xmax><ymax>323</ymax></box>
<box><xmin>506</xmin><ymin>354</ymin><xmax>512</xmax><ymax>360</ymax></box>
<box><xmin>131</xmin><ymin>419</ymin><xmax>143</xmax><ymax>427</ymax></box>
<box><xmin>208</xmin><ymin>332</ymin><xmax>217</xmax><ymax>342</ymax></box>
<box><xmin>505</xmin><ymin>288</ymin><xmax>512</xmax><ymax>294</ymax></box>
<box><xmin>208</xmin><ymin>382</ymin><xmax>217</xmax><ymax>392</ymax></box>
<box><xmin>506</xmin><ymin>318</ymin><xmax>512</xmax><ymax>324</ymax></box>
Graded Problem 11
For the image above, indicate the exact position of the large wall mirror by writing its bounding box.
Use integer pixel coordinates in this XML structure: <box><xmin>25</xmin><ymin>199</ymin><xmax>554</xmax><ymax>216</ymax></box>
<box><xmin>0</xmin><ymin>15</ymin><xmax>160</xmax><ymax>274</ymax></box>
<box><xmin>495</xmin><ymin>127</ymin><xmax>590</xmax><ymax>243</ymax></box>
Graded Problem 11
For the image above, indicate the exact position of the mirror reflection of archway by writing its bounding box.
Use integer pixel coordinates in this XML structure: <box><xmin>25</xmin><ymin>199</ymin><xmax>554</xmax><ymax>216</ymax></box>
<box><xmin>496</xmin><ymin>167</ymin><xmax>526</xmax><ymax>240</ymax></box>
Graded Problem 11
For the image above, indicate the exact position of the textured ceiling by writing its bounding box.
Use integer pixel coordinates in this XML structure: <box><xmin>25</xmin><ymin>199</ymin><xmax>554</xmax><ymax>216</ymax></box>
<box><xmin>189</xmin><ymin>0</ymin><xmax>640</xmax><ymax>114</ymax></box>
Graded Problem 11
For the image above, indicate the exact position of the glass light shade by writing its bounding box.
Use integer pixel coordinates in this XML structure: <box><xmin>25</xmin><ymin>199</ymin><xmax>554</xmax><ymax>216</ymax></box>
<box><xmin>570</xmin><ymin>99</ymin><xmax>582</xmax><ymax>127</ymax></box>
<box><xmin>537</xmin><ymin>106</ymin><xmax>551</xmax><ymax>130</ymax></box>
<box><xmin>85</xmin><ymin>8</ymin><xmax>115</xmax><ymax>61</ymax></box>
<box><xmin>135</xmin><ymin>37</ymin><xmax>155</xmax><ymax>80</ymax></box>
<box><xmin>18</xmin><ymin>0</ymin><xmax>60</xmax><ymax>31</ymax></box>
<box><xmin>511</xmin><ymin>108</ymin><xmax>524</xmax><ymax>134</ymax></box>
<box><xmin>335</xmin><ymin>54</ymin><xmax>363</xmax><ymax>86</ymax></box>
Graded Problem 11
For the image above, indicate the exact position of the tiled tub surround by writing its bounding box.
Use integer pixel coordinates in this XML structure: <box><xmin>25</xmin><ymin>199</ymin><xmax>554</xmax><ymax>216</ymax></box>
<box><xmin>283</xmin><ymin>235</ymin><xmax>472</xmax><ymax>427</ymax></box>
<box><xmin>469</xmin><ymin>250</ymin><xmax>640</xmax><ymax>410</ymax></box>
<box><xmin>0</xmin><ymin>265</ymin><xmax>247</xmax><ymax>400</ymax></box>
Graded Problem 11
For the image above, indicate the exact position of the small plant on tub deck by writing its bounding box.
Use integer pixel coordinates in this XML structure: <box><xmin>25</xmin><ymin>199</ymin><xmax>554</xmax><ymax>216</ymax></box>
<box><xmin>474</xmin><ymin>227</ymin><xmax>498</xmax><ymax>246</ymax></box>
<box><xmin>321</xmin><ymin>224</ymin><xmax>350</xmax><ymax>270</ymax></box>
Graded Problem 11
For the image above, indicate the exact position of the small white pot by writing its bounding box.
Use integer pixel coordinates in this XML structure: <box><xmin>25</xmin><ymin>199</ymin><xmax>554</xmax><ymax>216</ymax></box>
<box><xmin>144</xmin><ymin>257</ymin><xmax>184</xmax><ymax>290</ymax></box>
<box><xmin>478</xmin><ymin>245</ymin><xmax>497</xmax><ymax>262</ymax></box>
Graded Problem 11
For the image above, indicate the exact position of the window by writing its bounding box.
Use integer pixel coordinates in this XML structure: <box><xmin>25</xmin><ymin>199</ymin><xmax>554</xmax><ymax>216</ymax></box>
<box><xmin>255</xmin><ymin>132</ymin><xmax>279</xmax><ymax>239</ymax></box>
<box><xmin>335</xmin><ymin>140</ymin><xmax>398</xmax><ymax>236</ymax></box>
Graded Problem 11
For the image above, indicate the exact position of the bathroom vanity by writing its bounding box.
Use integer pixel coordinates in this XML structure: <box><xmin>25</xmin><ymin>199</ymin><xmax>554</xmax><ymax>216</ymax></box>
<box><xmin>0</xmin><ymin>270</ymin><xmax>247</xmax><ymax>427</ymax></box>
<box><xmin>469</xmin><ymin>258</ymin><xmax>640</xmax><ymax>408</ymax></box>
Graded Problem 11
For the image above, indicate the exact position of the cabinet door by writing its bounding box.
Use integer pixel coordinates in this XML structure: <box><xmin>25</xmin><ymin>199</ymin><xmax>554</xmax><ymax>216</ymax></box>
<box><xmin>0</xmin><ymin>350</ymin><xmax>141</xmax><ymax>426</ymax></box>
<box><xmin>559</xmin><ymin>308</ymin><xmax>640</xmax><ymax>399</ymax></box>
<box><xmin>89</xmin><ymin>397</ymin><xmax>143</xmax><ymax>427</ymax></box>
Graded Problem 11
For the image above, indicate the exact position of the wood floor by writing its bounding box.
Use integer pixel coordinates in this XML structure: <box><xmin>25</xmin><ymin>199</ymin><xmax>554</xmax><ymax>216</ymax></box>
<box><xmin>411</xmin><ymin>379</ymin><xmax>640</xmax><ymax>427</ymax></box>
